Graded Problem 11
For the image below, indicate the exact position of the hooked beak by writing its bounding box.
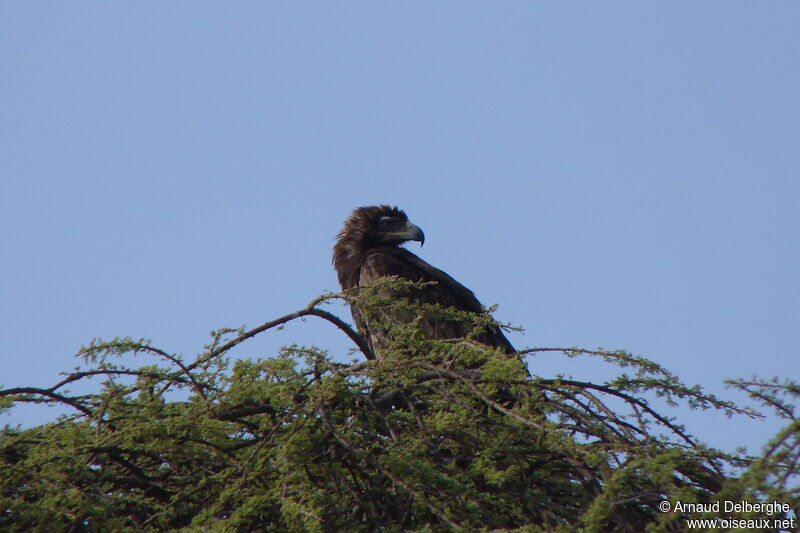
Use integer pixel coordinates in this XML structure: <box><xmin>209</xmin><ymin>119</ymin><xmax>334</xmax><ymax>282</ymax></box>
<box><xmin>402</xmin><ymin>221</ymin><xmax>425</xmax><ymax>246</ymax></box>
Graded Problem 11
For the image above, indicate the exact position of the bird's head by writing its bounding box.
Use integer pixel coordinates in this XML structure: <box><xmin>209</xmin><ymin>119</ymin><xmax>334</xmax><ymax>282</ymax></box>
<box><xmin>337</xmin><ymin>205</ymin><xmax>425</xmax><ymax>251</ymax></box>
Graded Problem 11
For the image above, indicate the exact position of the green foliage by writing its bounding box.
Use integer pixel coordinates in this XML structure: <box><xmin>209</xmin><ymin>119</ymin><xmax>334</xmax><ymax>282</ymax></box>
<box><xmin>1</xmin><ymin>285</ymin><xmax>798</xmax><ymax>531</ymax></box>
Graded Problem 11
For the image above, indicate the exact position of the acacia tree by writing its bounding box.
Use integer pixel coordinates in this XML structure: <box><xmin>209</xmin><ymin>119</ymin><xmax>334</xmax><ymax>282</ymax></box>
<box><xmin>1</xmin><ymin>280</ymin><xmax>798</xmax><ymax>532</ymax></box>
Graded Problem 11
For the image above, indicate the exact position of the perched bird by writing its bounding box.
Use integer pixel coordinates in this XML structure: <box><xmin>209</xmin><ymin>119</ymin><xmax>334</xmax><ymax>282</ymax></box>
<box><xmin>332</xmin><ymin>205</ymin><xmax>515</xmax><ymax>361</ymax></box>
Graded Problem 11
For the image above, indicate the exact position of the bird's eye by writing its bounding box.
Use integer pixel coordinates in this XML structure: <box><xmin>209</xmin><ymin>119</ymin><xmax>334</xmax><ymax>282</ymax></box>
<box><xmin>378</xmin><ymin>217</ymin><xmax>393</xmax><ymax>229</ymax></box>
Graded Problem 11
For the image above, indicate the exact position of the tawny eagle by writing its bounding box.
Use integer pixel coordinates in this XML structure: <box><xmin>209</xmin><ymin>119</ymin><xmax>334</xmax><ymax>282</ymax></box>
<box><xmin>332</xmin><ymin>205</ymin><xmax>515</xmax><ymax>360</ymax></box>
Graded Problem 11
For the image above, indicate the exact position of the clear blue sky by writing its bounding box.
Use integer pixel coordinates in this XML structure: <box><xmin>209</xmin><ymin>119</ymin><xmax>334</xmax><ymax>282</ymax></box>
<box><xmin>2</xmin><ymin>3</ymin><xmax>798</xmax><ymax>455</ymax></box>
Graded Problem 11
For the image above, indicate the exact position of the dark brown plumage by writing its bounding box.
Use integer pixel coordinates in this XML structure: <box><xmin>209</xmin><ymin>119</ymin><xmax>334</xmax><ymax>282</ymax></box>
<box><xmin>332</xmin><ymin>205</ymin><xmax>515</xmax><ymax>360</ymax></box>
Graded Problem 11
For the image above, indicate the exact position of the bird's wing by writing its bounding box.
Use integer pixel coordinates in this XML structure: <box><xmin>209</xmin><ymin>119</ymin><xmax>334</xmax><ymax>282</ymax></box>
<box><xmin>358</xmin><ymin>248</ymin><xmax>515</xmax><ymax>354</ymax></box>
